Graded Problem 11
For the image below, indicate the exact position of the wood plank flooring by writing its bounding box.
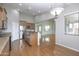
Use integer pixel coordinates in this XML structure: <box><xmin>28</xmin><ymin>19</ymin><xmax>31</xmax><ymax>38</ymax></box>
<box><xmin>10</xmin><ymin>40</ymin><xmax>79</xmax><ymax>56</ymax></box>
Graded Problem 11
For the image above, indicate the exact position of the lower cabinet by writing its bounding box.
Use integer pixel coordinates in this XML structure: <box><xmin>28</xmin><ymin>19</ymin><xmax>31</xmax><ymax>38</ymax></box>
<box><xmin>24</xmin><ymin>32</ymin><xmax>38</xmax><ymax>47</ymax></box>
<box><xmin>30</xmin><ymin>32</ymin><xmax>38</xmax><ymax>47</ymax></box>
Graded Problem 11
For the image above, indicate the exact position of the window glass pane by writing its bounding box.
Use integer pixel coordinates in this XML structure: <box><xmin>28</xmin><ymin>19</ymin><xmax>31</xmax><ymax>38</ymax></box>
<box><xmin>69</xmin><ymin>23</ymin><xmax>73</xmax><ymax>29</ymax></box>
<box><xmin>38</xmin><ymin>26</ymin><xmax>41</xmax><ymax>32</ymax></box>
<box><xmin>65</xmin><ymin>13</ymin><xmax>79</xmax><ymax>35</ymax></box>
<box><xmin>20</xmin><ymin>26</ymin><xmax>24</xmax><ymax>30</ymax></box>
<box><xmin>73</xmin><ymin>23</ymin><xmax>79</xmax><ymax>34</ymax></box>
<box><xmin>45</xmin><ymin>25</ymin><xmax>50</xmax><ymax>31</ymax></box>
<box><xmin>45</xmin><ymin>37</ymin><xmax>50</xmax><ymax>42</ymax></box>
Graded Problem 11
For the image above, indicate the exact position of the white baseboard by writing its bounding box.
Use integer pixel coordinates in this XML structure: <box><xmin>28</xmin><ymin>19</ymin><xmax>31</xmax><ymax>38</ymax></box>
<box><xmin>56</xmin><ymin>43</ymin><xmax>79</xmax><ymax>52</ymax></box>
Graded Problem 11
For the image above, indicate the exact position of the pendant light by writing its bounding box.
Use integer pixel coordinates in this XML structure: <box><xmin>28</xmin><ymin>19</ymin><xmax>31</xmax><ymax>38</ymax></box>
<box><xmin>50</xmin><ymin>4</ymin><xmax>64</xmax><ymax>16</ymax></box>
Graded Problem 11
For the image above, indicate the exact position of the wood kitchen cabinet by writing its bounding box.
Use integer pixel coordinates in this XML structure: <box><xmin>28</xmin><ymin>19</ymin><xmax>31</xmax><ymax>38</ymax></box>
<box><xmin>30</xmin><ymin>32</ymin><xmax>38</xmax><ymax>47</ymax></box>
<box><xmin>20</xmin><ymin>21</ymin><xmax>38</xmax><ymax>46</ymax></box>
<box><xmin>0</xmin><ymin>6</ymin><xmax>7</xmax><ymax>30</ymax></box>
<box><xmin>23</xmin><ymin>23</ymin><xmax>37</xmax><ymax>46</ymax></box>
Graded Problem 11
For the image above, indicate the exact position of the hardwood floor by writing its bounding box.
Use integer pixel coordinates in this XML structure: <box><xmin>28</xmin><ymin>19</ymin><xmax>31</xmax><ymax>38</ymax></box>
<box><xmin>10</xmin><ymin>40</ymin><xmax>79</xmax><ymax>56</ymax></box>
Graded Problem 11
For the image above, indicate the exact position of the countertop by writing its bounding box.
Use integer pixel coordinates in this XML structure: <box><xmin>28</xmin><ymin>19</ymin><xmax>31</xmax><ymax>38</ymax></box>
<box><xmin>0</xmin><ymin>37</ymin><xmax>9</xmax><ymax>54</ymax></box>
<box><xmin>0</xmin><ymin>32</ymin><xmax>11</xmax><ymax>54</ymax></box>
<box><xmin>0</xmin><ymin>32</ymin><xmax>11</xmax><ymax>37</ymax></box>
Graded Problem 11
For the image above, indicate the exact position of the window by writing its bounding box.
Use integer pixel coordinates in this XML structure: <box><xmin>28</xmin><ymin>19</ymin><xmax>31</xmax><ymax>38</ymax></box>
<box><xmin>45</xmin><ymin>37</ymin><xmax>50</xmax><ymax>42</ymax></box>
<box><xmin>65</xmin><ymin>13</ymin><xmax>79</xmax><ymax>35</ymax></box>
<box><xmin>73</xmin><ymin>23</ymin><xmax>79</xmax><ymax>34</ymax></box>
<box><xmin>20</xmin><ymin>26</ymin><xmax>24</xmax><ymax>31</ymax></box>
<box><xmin>45</xmin><ymin>25</ymin><xmax>50</xmax><ymax>31</ymax></box>
<box><xmin>38</xmin><ymin>26</ymin><xmax>42</xmax><ymax>32</ymax></box>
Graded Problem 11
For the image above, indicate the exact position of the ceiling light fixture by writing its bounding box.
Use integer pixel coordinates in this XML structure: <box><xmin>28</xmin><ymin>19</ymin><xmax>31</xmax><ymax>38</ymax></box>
<box><xmin>38</xmin><ymin>10</ymin><xmax>41</xmax><ymax>13</ymax></box>
<box><xmin>48</xmin><ymin>4</ymin><xmax>51</xmax><ymax>8</ymax></box>
<box><xmin>50</xmin><ymin>7</ymin><xmax>64</xmax><ymax>16</ymax></box>
<box><xmin>19</xmin><ymin>3</ymin><xmax>22</xmax><ymax>6</ymax></box>
<box><xmin>28</xmin><ymin>6</ymin><xmax>32</xmax><ymax>10</ymax></box>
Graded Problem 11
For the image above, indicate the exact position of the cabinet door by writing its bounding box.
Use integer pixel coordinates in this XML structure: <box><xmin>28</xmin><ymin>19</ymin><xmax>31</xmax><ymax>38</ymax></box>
<box><xmin>30</xmin><ymin>33</ymin><xmax>38</xmax><ymax>47</ymax></box>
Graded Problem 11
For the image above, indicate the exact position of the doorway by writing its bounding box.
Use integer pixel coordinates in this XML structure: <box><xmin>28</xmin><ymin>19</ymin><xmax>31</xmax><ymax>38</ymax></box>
<box><xmin>19</xmin><ymin>21</ymin><xmax>26</xmax><ymax>40</ymax></box>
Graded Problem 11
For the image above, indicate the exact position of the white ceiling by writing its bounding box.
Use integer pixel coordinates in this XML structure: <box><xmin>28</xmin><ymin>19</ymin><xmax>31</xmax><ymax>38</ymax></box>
<box><xmin>1</xmin><ymin>3</ymin><xmax>77</xmax><ymax>17</ymax></box>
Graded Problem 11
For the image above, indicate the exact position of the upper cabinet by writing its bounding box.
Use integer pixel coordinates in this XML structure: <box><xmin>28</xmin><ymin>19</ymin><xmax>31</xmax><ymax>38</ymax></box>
<box><xmin>0</xmin><ymin>6</ymin><xmax>7</xmax><ymax>30</ymax></box>
<box><xmin>26</xmin><ymin>23</ymin><xmax>35</xmax><ymax>30</ymax></box>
